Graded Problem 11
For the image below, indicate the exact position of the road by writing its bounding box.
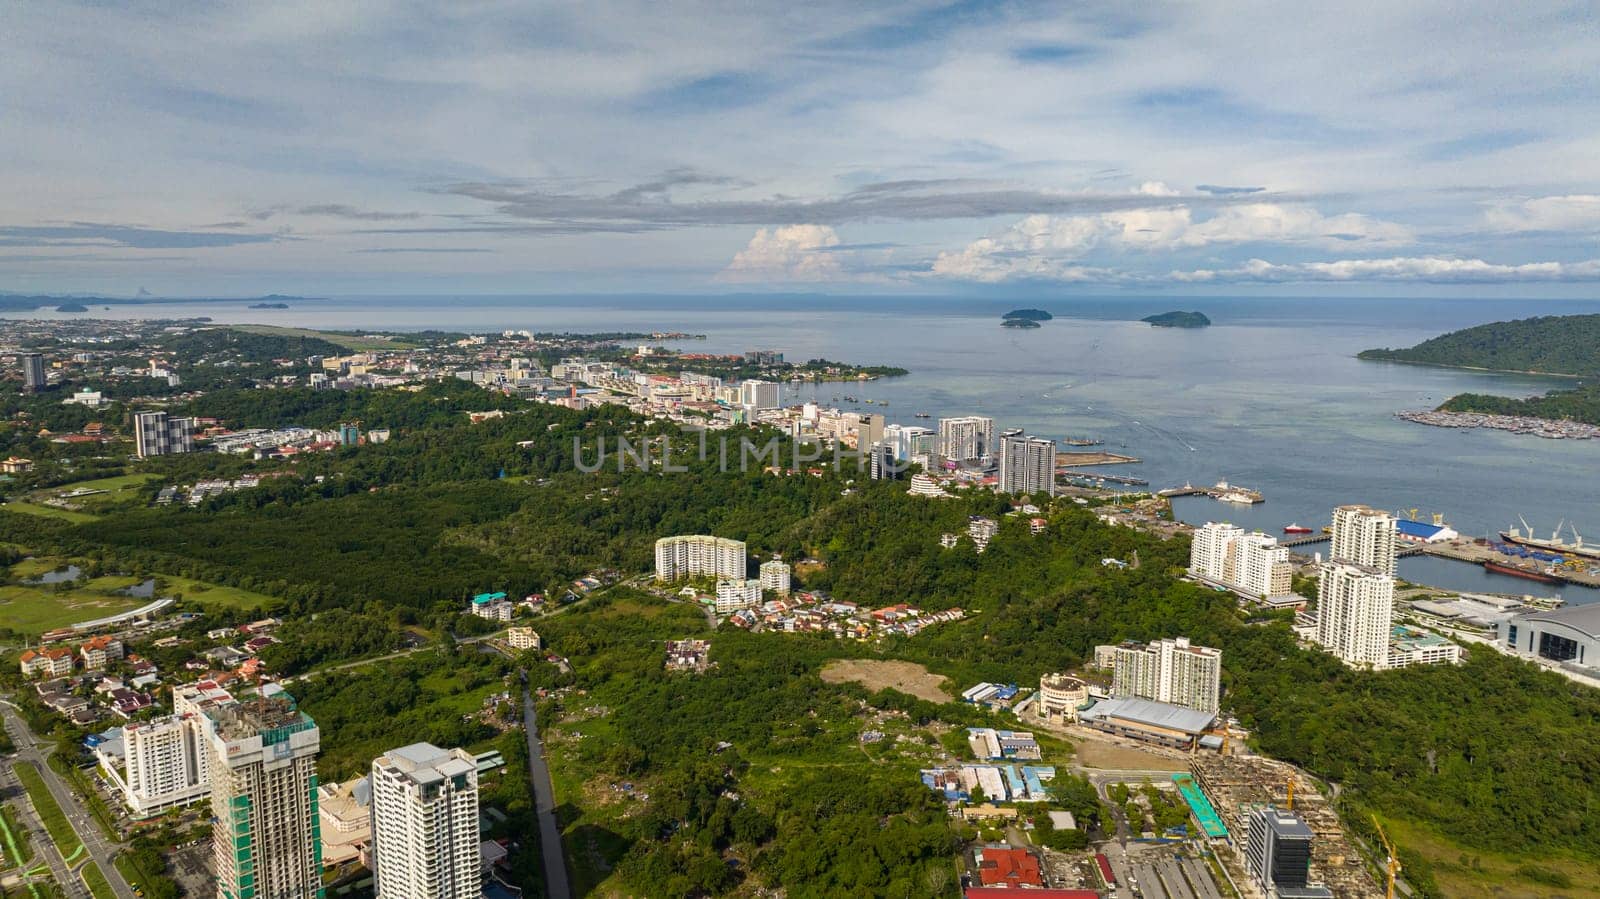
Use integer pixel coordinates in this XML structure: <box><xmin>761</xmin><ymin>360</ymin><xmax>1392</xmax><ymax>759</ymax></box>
<box><xmin>522</xmin><ymin>684</ymin><xmax>571</xmax><ymax>899</ymax></box>
<box><xmin>0</xmin><ymin>704</ymin><xmax>136</xmax><ymax>899</ymax></box>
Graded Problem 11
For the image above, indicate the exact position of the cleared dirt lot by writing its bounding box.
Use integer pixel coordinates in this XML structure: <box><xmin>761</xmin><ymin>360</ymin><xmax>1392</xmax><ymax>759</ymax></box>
<box><xmin>820</xmin><ymin>659</ymin><xmax>953</xmax><ymax>703</ymax></box>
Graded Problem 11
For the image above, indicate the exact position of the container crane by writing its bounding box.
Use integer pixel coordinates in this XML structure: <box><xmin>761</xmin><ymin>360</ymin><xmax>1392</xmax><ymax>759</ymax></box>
<box><xmin>1372</xmin><ymin>814</ymin><xmax>1401</xmax><ymax>899</ymax></box>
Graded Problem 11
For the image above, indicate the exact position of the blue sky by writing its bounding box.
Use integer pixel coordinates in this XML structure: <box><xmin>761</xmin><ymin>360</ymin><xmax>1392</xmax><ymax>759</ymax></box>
<box><xmin>4</xmin><ymin>0</ymin><xmax>1600</xmax><ymax>296</ymax></box>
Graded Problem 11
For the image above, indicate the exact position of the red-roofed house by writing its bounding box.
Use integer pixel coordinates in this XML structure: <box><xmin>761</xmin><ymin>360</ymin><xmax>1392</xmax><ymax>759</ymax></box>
<box><xmin>975</xmin><ymin>846</ymin><xmax>1043</xmax><ymax>889</ymax></box>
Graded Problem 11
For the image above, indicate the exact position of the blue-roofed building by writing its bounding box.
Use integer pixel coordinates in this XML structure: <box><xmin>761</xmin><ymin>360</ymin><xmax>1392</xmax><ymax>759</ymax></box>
<box><xmin>1395</xmin><ymin>518</ymin><xmax>1458</xmax><ymax>543</ymax></box>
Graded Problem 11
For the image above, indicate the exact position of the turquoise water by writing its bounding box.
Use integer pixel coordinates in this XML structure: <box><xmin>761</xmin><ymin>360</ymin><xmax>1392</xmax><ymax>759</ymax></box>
<box><xmin>17</xmin><ymin>294</ymin><xmax>1600</xmax><ymax>601</ymax></box>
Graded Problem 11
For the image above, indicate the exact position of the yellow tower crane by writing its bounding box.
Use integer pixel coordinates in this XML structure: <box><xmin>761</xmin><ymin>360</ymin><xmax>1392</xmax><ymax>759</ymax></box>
<box><xmin>1371</xmin><ymin>814</ymin><xmax>1401</xmax><ymax>899</ymax></box>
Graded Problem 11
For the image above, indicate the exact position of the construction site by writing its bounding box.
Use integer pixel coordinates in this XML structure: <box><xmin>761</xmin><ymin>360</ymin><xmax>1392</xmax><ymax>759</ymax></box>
<box><xmin>1189</xmin><ymin>755</ymin><xmax>1386</xmax><ymax>899</ymax></box>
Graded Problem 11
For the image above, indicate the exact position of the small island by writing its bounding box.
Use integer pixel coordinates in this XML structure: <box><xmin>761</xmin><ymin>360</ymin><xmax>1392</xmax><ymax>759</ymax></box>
<box><xmin>1001</xmin><ymin>318</ymin><xmax>1042</xmax><ymax>329</ymax></box>
<box><xmin>249</xmin><ymin>302</ymin><xmax>290</xmax><ymax>309</ymax></box>
<box><xmin>56</xmin><ymin>303</ymin><xmax>88</xmax><ymax>313</ymax></box>
<box><xmin>1002</xmin><ymin>308</ymin><xmax>1053</xmax><ymax>322</ymax></box>
<box><xmin>1142</xmin><ymin>311</ymin><xmax>1210</xmax><ymax>328</ymax></box>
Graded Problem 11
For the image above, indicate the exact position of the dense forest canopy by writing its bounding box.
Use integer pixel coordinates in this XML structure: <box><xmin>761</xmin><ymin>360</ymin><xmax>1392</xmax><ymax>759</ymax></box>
<box><xmin>1437</xmin><ymin>383</ymin><xmax>1600</xmax><ymax>426</ymax></box>
<box><xmin>1359</xmin><ymin>313</ymin><xmax>1600</xmax><ymax>375</ymax></box>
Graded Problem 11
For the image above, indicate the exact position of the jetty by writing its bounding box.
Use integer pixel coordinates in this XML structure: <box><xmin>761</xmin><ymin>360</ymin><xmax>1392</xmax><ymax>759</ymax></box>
<box><xmin>1159</xmin><ymin>480</ymin><xmax>1265</xmax><ymax>504</ymax></box>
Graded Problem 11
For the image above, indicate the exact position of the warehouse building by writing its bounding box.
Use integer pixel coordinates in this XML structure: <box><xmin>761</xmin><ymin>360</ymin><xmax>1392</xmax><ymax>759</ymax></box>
<box><xmin>1497</xmin><ymin>603</ymin><xmax>1600</xmax><ymax>675</ymax></box>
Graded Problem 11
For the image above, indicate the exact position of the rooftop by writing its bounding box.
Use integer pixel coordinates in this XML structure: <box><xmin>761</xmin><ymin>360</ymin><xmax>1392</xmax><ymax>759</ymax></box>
<box><xmin>1511</xmin><ymin>602</ymin><xmax>1600</xmax><ymax>639</ymax></box>
<box><xmin>1079</xmin><ymin>696</ymin><xmax>1216</xmax><ymax>734</ymax></box>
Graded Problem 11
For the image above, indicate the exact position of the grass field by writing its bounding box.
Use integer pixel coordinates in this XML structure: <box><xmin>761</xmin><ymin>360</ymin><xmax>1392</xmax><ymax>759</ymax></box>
<box><xmin>0</xmin><ymin>501</ymin><xmax>98</xmax><ymax>522</ymax></box>
<box><xmin>13</xmin><ymin>763</ymin><xmax>82</xmax><ymax>862</ymax></box>
<box><xmin>233</xmin><ymin>323</ymin><xmax>422</xmax><ymax>351</ymax></box>
<box><xmin>37</xmin><ymin>473</ymin><xmax>157</xmax><ymax>513</ymax></box>
<box><xmin>81</xmin><ymin>860</ymin><xmax>116</xmax><ymax>899</ymax></box>
<box><xmin>1385</xmin><ymin>817</ymin><xmax>1600</xmax><ymax>899</ymax></box>
<box><xmin>155</xmin><ymin>574</ymin><xmax>283</xmax><ymax>611</ymax></box>
<box><xmin>0</xmin><ymin>584</ymin><xmax>146</xmax><ymax>636</ymax></box>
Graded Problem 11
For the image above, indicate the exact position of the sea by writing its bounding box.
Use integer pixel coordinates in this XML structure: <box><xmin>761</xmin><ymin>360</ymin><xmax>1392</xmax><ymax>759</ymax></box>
<box><xmin>14</xmin><ymin>293</ymin><xmax>1600</xmax><ymax>603</ymax></box>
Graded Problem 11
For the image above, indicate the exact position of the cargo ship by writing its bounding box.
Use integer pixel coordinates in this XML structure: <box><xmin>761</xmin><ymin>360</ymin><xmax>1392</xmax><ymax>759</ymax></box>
<box><xmin>1283</xmin><ymin>524</ymin><xmax>1313</xmax><ymax>534</ymax></box>
<box><xmin>1483</xmin><ymin>560</ymin><xmax>1561</xmax><ymax>583</ymax></box>
<box><xmin>1500</xmin><ymin>518</ymin><xmax>1600</xmax><ymax>562</ymax></box>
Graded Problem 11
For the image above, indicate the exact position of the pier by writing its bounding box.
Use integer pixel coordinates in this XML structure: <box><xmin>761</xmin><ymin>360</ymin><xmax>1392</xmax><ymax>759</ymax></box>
<box><xmin>1060</xmin><ymin>470</ymin><xmax>1149</xmax><ymax>486</ymax></box>
<box><xmin>1419</xmin><ymin>539</ymin><xmax>1600</xmax><ymax>588</ymax></box>
<box><xmin>1280</xmin><ymin>533</ymin><xmax>1329</xmax><ymax>548</ymax></box>
<box><xmin>1055</xmin><ymin>450</ymin><xmax>1140</xmax><ymax>467</ymax></box>
<box><xmin>1158</xmin><ymin>481</ymin><xmax>1265</xmax><ymax>504</ymax></box>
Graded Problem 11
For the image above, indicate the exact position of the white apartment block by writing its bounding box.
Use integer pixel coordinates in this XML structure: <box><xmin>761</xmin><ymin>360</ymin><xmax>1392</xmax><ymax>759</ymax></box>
<box><xmin>759</xmin><ymin>558</ymin><xmax>792</xmax><ymax>595</ymax></box>
<box><xmin>937</xmin><ymin>416</ymin><xmax>995</xmax><ymax>462</ymax></box>
<box><xmin>882</xmin><ymin>424</ymin><xmax>935</xmax><ymax>461</ymax></box>
<box><xmin>654</xmin><ymin>535</ymin><xmax>747</xmax><ymax>582</ymax></box>
<box><xmin>507</xmin><ymin>627</ymin><xmax>542</xmax><ymax>651</ymax></box>
<box><xmin>1189</xmin><ymin>522</ymin><xmax>1244</xmax><ymax>582</ymax></box>
<box><xmin>715</xmin><ymin>578</ymin><xmax>763</xmax><ymax>615</ymax></box>
<box><xmin>1233</xmin><ymin>532</ymin><xmax>1293</xmax><ymax>598</ymax></box>
<box><xmin>114</xmin><ymin>713</ymin><xmax>215</xmax><ymax>817</ymax></box>
<box><xmin>1112</xmin><ymin>637</ymin><xmax>1223</xmax><ymax>714</ymax></box>
<box><xmin>206</xmin><ymin>695</ymin><xmax>323</xmax><ymax>899</ymax></box>
<box><xmin>1315</xmin><ymin>561</ymin><xmax>1396</xmax><ymax>669</ymax></box>
<box><xmin>997</xmin><ymin>432</ymin><xmax>1056</xmax><ymax>496</ymax></box>
<box><xmin>1189</xmin><ymin>523</ymin><xmax>1291</xmax><ymax>598</ymax></box>
<box><xmin>370</xmin><ymin>743</ymin><xmax>481</xmax><ymax>899</ymax></box>
<box><xmin>1330</xmin><ymin>504</ymin><xmax>1397</xmax><ymax>575</ymax></box>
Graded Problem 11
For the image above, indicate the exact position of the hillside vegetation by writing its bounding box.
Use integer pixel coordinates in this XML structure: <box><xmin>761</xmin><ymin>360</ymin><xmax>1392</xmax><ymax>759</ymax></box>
<box><xmin>1439</xmin><ymin>384</ymin><xmax>1600</xmax><ymax>426</ymax></box>
<box><xmin>1359</xmin><ymin>314</ymin><xmax>1600</xmax><ymax>375</ymax></box>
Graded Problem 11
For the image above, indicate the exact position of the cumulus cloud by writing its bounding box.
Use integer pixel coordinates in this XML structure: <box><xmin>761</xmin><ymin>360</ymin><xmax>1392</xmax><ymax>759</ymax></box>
<box><xmin>1483</xmin><ymin>195</ymin><xmax>1600</xmax><ymax>232</ymax></box>
<box><xmin>1172</xmin><ymin>256</ymin><xmax>1600</xmax><ymax>283</ymax></box>
<box><xmin>718</xmin><ymin>225</ymin><xmax>845</xmax><ymax>282</ymax></box>
<box><xmin>930</xmin><ymin>204</ymin><xmax>1412</xmax><ymax>281</ymax></box>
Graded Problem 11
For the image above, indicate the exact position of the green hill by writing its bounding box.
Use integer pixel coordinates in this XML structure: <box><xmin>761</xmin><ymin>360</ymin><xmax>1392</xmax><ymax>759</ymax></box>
<box><xmin>1359</xmin><ymin>314</ymin><xmax>1600</xmax><ymax>375</ymax></box>
<box><xmin>1141</xmin><ymin>310</ymin><xmax>1210</xmax><ymax>328</ymax></box>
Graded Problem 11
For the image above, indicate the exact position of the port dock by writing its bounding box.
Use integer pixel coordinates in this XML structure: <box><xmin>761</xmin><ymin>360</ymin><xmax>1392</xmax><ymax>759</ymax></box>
<box><xmin>1419</xmin><ymin>539</ymin><xmax>1600</xmax><ymax>588</ymax></box>
<box><xmin>1055</xmin><ymin>450</ymin><xmax>1139</xmax><ymax>466</ymax></box>
<box><xmin>1159</xmin><ymin>481</ymin><xmax>1265</xmax><ymax>504</ymax></box>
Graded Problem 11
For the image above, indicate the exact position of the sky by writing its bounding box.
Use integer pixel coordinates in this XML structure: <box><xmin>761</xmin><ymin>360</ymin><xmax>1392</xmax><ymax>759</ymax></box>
<box><xmin>4</xmin><ymin>0</ymin><xmax>1600</xmax><ymax>297</ymax></box>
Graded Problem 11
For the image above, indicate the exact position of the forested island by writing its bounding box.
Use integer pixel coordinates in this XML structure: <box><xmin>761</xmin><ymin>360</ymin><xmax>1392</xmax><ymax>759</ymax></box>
<box><xmin>1359</xmin><ymin>313</ymin><xmax>1600</xmax><ymax>375</ymax></box>
<box><xmin>1141</xmin><ymin>310</ymin><xmax>1210</xmax><ymax>328</ymax></box>
<box><xmin>1435</xmin><ymin>384</ymin><xmax>1600</xmax><ymax>427</ymax></box>
<box><xmin>1000</xmin><ymin>318</ymin><xmax>1041</xmax><ymax>329</ymax></box>
<box><xmin>248</xmin><ymin>302</ymin><xmax>290</xmax><ymax>309</ymax></box>
<box><xmin>1002</xmin><ymin>308</ymin><xmax>1053</xmax><ymax>321</ymax></box>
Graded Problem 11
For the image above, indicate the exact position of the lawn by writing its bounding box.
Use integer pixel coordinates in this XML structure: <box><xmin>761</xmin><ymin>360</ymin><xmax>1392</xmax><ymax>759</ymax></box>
<box><xmin>13</xmin><ymin>762</ymin><xmax>82</xmax><ymax>861</ymax></box>
<box><xmin>0</xmin><ymin>501</ymin><xmax>98</xmax><ymax>522</ymax></box>
<box><xmin>41</xmin><ymin>473</ymin><xmax>158</xmax><ymax>512</ymax></box>
<box><xmin>0</xmin><ymin>584</ymin><xmax>146</xmax><ymax>636</ymax></box>
<box><xmin>1384</xmin><ymin>816</ymin><xmax>1600</xmax><ymax>899</ymax></box>
<box><xmin>81</xmin><ymin>860</ymin><xmax>116</xmax><ymax>899</ymax></box>
<box><xmin>155</xmin><ymin>574</ymin><xmax>283</xmax><ymax>612</ymax></box>
<box><xmin>233</xmin><ymin>324</ymin><xmax>422</xmax><ymax>352</ymax></box>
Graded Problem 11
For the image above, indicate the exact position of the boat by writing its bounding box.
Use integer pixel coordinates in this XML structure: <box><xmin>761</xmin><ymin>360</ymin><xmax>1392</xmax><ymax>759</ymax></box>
<box><xmin>1499</xmin><ymin>518</ymin><xmax>1600</xmax><ymax>561</ymax></box>
<box><xmin>914</xmin><ymin>413</ymin><xmax>931</xmax><ymax>419</ymax></box>
<box><xmin>1483</xmin><ymin>561</ymin><xmax>1561</xmax><ymax>583</ymax></box>
<box><xmin>1218</xmin><ymin>490</ymin><xmax>1257</xmax><ymax>504</ymax></box>
<box><xmin>1283</xmin><ymin>524</ymin><xmax>1313</xmax><ymax>534</ymax></box>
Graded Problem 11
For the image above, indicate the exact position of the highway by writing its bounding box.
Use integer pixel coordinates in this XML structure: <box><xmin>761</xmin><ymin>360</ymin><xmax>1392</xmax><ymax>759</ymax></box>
<box><xmin>521</xmin><ymin>684</ymin><xmax>572</xmax><ymax>899</ymax></box>
<box><xmin>0</xmin><ymin>703</ymin><xmax>136</xmax><ymax>899</ymax></box>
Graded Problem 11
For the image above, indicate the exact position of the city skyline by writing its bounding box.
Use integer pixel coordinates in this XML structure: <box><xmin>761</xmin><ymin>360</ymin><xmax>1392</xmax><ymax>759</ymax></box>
<box><xmin>6</xmin><ymin>2</ymin><xmax>1600</xmax><ymax>296</ymax></box>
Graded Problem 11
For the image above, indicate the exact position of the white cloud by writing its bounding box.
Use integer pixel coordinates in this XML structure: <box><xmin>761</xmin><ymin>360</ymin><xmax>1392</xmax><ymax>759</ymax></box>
<box><xmin>1172</xmin><ymin>256</ymin><xmax>1600</xmax><ymax>283</ymax></box>
<box><xmin>930</xmin><ymin>203</ymin><xmax>1413</xmax><ymax>281</ymax></box>
<box><xmin>1484</xmin><ymin>195</ymin><xmax>1600</xmax><ymax>232</ymax></box>
<box><xmin>718</xmin><ymin>224</ymin><xmax>844</xmax><ymax>282</ymax></box>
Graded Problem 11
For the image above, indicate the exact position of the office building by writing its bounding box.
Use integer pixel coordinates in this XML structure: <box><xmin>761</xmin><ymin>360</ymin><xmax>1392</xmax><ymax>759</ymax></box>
<box><xmin>997</xmin><ymin>431</ymin><xmax>1056</xmax><ymax>496</ymax></box>
<box><xmin>133</xmin><ymin>410</ymin><xmax>195</xmax><ymax>458</ymax></box>
<box><xmin>740</xmin><ymin>379</ymin><xmax>780</xmax><ymax>410</ymax></box>
<box><xmin>759</xmin><ymin>558</ymin><xmax>792</xmax><ymax>595</ymax></box>
<box><xmin>715</xmin><ymin>578</ymin><xmax>762</xmax><ymax>615</ymax></box>
<box><xmin>1246</xmin><ymin>807</ymin><xmax>1332</xmax><ymax>898</ymax></box>
<box><xmin>882</xmin><ymin>424</ymin><xmax>935</xmax><ymax>461</ymax></box>
<box><xmin>1330</xmin><ymin>504</ymin><xmax>1397</xmax><ymax>575</ymax></box>
<box><xmin>370</xmin><ymin>743</ymin><xmax>481</xmax><ymax>899</ymax></box>
<box><xmin>1112</xmin><ymin>637</ymin><xmax>1222</xmax><ymax>715</ymax></box>
<box><xmin>1314</xmin><ymin>562</ymin><xmax>1395</xmax><ymax>669</ymax></box>
<box><xmin>938</xmin><ymin>416</ymin><xmax>995</xmax><ymax>463</ymax></box>
<box><xmin>654</xmin><ymin>535</ymin><xmax>747</xmax><ymax>582</ymax></box>
<box><xmin>206</xmin><ymin>693</ymin><xmax>323</xmax><ymax>899</ymax></box>
<box><xmin>868</xmin><ymin>440</ymin><xmax>900</xmax><ymax>480</ymax></box>
<box><xmin>21</xmin><ymin>353</ymin><xmax>46</xmax><ymax>392</ymax></box>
